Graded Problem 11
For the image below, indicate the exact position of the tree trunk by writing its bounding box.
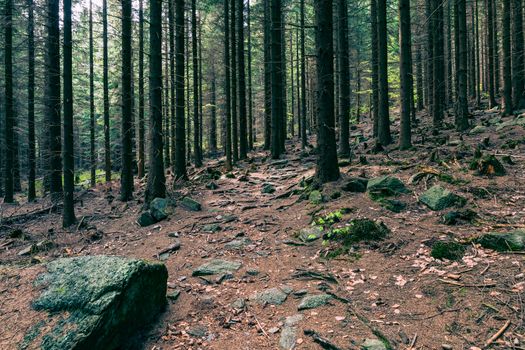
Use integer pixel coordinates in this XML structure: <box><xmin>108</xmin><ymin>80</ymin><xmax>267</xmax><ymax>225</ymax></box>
<box><xmin>169</xmin><ymin>0</ymin><xmax>176</xmax><ymax>167</ymax></box>
<box><xmin>237</xmin><ymin>0</ymin><xmax>248</xmax><ymax>159</ymax></box>
<box><xmin>377</xmin><ymin>0</ymin><xmax>391</xmax><ymax>145</ymax></box>
<box><xmin>264</xmin><ymin>0</ymin><xmax>272</xmax><ymax>150</ymax></box>
<box><xmin>191</xmin><ymin>0</ymin><xmax>202</xmax><ymax>167</ymax></box>
<box><xmin>270</xmin><ymin>0</ymin><xmax>285</xmax><ymax>159</ymax></box>
<box><xmin>120</xmin><ymin>0</ymin><xmax>134</xmax><ymax>201</ymax></box>
<box><xmin>175</xmin><ymin>0</ymin><xmax>187</xmax><ymax>179</ymax></box>
<box><xmin>416</xmin><ymin>45</ymin><xmax>424</xmax><ymax>111</ymax></box>
<box><xmin>4</xmin><ymin>0</ymin><xmax>14</xmax><ymax>203</ymax></box>
<box><xmin>487</xmin><ymin>0</ymin><xmax>497</xmax><ymax>108</ymax></box>
<box><xmin>337</xmin><ymin>0</ymin><xmax>350</xmax><ymax>157</ymax></box>
<box><xmin>247</xmin><ymin>0</ymin><xmax>254</xmax><ymax>149</ymax></box>
<box><xmin>103</xmin><ymin>0</ymin><xmax>112</xmax><ymax>181</ymax></box>
<box><xmin>146</xmin><ymin>0</ymin><xmax>166</xmax><ymax>202</ymax></box>
<box><xmin>223</xmin><ymin>0</ymin><xmax>233</xmax><ymax>170</ymax></box>
<box><xmin>399</xmin><ymin>0</ymin><xmax>412</xmax><ymax>149</ymax></box>
<box><xmin>432</xmin><ymin>0</ymin><xmax>445</xmax><ymax>129</ymax></box>
<box><xmin>314</xmin><ymin>0</ymin><xmax>339</xmax><ymax>183</ymax></box>
<box><xmin>370</xmin><ymin>0</ymin><xmax>379</xmax><ymax>137</ymax></box>
<box><xmin>45</xmin><ymin>0</ymin><xmax>62</xmax><ymax>201</ymax></box>
<box><xmin>210</xmin><ymin>67</ymin><xmax>217</xmax><ymax>153</ymax></box>
<box><xmin>502</xmin><ymin>0</ymin><xmax>513</xmax><ymax>114</ymax></box>
<box><xmin>27</xmin><ymin>0</ymin><xmax>36</xmax><ymax>201</ymax></box>
<box><xmin>512</xmin><ymin>0</ymin><xmax>525</xmax><ymax>108</ymax></box>
<box><xmin>300</xmin><ymin>0</ymin><xmax>307</xmax><ymax>148</ymax></box>
<box><xmin>456</xmin><ymin>0</ymin><xmax>469</xmax><ymax>131</ymax></box>
<box><xmin>231</xmin><ymin>0</ymin><xmax>238</xmax><ymax>162</ymax></box>
<box><xmin>426</xmin><ymin>0</ymin><xmax>434</xmax><ymax>119</ymax></box>
<box><xmin>89</xmin><ymin>0</ymin><xmax>96</xmax><ymax>187</ymax></box>
<box><xmin>63</xmin><ymin>0</ymin><xmax>75</xmax><ymax>226</ymax></box>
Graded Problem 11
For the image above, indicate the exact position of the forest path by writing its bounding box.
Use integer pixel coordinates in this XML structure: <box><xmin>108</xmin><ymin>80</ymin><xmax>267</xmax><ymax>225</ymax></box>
<box><xmin>2</xmin><ymin>117</ymin><xmax>525</xmax><ymax>349</ymax></box>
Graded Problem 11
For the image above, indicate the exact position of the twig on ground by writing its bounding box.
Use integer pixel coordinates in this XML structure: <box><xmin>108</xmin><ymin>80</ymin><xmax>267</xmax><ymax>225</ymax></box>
<box><xmin>485</xmin><ymin>320</ymin><xmax>511</xmax><ymax>347</ymax></box>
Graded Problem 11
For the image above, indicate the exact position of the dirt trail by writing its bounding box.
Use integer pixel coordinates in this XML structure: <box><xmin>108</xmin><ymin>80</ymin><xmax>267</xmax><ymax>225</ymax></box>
<box><xmin>2</xmin><ymin>115</ymin><xmax>525</xmax><ymax>349</ymax></box>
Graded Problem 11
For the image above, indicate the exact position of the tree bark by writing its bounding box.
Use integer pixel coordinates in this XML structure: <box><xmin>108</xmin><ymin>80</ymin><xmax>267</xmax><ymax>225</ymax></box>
<box><xmin>120</xmin><ymin>0</ymin><xmax>134</xmax><ymax>201</ymax></box>
<box><xmin>487</xmin><ymin>0</ymin><xmax>497</xmax><ymax>108</ymax></box>
<box><xmin>300</xmin><ymin>0</ymin><xmax>307</xmax><ymax>148</ymax></box>
<box><xmin>103</xmin><ymin>0</ymin><xmax>112</xmax><ymax>181</ymax></box>
<box><xmin>223</xmin><ymin>0</ymin><xmax>233</xmax><ymax>170</ymax></box>
<box><xmin>512</xmin><ymin>0</ymin><xmax>524</xmax><ymax>108</ymax></box>
<box><xmin>337</xmin><ymin>0</ymin><xmax>350</xmax><ymax>157</ymax></box>
<box><xmin>370</xmin><ymin>0</ymin><xmax>379</xmax><ymax>137</ymax></box>
<box><xmin>146</xmin><ymin>0</ymin><xmax>166</xmax><ymax>202</ymax></box>
<box><xmin>502</xmin><ymin>0</ymin><xmax>513</xmax><ymax>115</ymax></box>
<box><xmin>237</xmin><ymin>0</ymin><xmax>248</xmax><ymax>159</ymax></box>
<box><xmin>456</xmin><ymin>0</ymin><xmax>469</xmax><ymax>131</ymax></box>
<box><xmin>314</xmin><ymin>0</ymin><xmax>340</xmax><ymax>183</ymax></box>
<box><xmin>175</xmin><ymin>0</ymin><xmax>187</xmax><ymax>179</ymax></box>
<box><xmin>377</xmin><ymin>0</ymin><xmax>391</xmax><ymax>145</ymax></box>
<box><xmin>4</xmin><ymin>0</ymin><xmax>14</xmax><ymax>203</ymax></box>
<box><xmin>270</xmin><ymin>0</ymin><xmax>285</xmax><ymax>158</ymax></box>
<box><xmin>399</xmin><ymin>0</ymin><xmax>413</xmax><ymax>149</ymax></box>
<box><xmin>27</xmin><ymin>0</ymin><xmax>36</xmax><ymax>201</ymax></box>
<box><xmin>192</xmin><ymin>0</ymin><xmax>202</xmax><ymax>167</ymax></box>
<box><xmin>89</xmin><ymin>0</ymin><xmax>96</xmax><ymax>187</ymax></box>
<box><xmin>63</xmin><ymin>0</ymin><xmax>75</xmax><ymax>226</ymax></box>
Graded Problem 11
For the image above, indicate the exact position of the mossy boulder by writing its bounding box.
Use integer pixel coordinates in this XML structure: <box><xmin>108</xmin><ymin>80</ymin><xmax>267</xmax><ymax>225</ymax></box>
<box><xmin>469</xmin><ymin>125</ymin><xmax>487</xmax><ymax>135</ymax></box>
<box><xmin>26</xmin><ymin>256</ymin><xmax>168</xmax><ymax>350</ymax></box>
<box><xmin>378</xmin><ymin>199</ymin><xmax>406</xmax><ymax>213</ymax></box>
<box><xmin>431</xmin><ymin>241</ymin><xmax>466</xmax><ymax>260</ymax></box>
<box><xmin>191</xmin><ymin>259</ymin><xmax>242</xmax><ymax>276</ymax></box>
<box><xmin>137</xmin><ymin>211</ymin><xmax>157</xmax><ymax>227</ymax></box>
<box><xmin>476</xmin><ymin>230</ymin><xmax>525</xmax><ymax>251</ymax></box>
<box><xmin>367</xmin><ymin>176</ymin><xmax>408</xmax><ymax>199</ymax></box>
<box><xmin>261</xmin><ymin>183</ymin><xmax>276</xmax><ymax>194</ymax></box>
<box><xmin>150</xmin><ymin>197</ymin><xmax>171</xmax><ymax>221</ymax></box>
<box><xmin>298</xmin><ymin>226</ymin><xmax>324</xmax><ymax>242</ymax></box>
<box><xmin>297</xmin><ymin>294</ymin><xmax>332</xmax><ymax>310</ymax></box>
<box><xmin>327</xmin><ymin>218</ymin><xmax>389</xmax><ymax>245</ymax></box>
<box><xmin>419</xmin><ymin>185</ymin><xmax>466</xmax><ymax>211</ymax></box>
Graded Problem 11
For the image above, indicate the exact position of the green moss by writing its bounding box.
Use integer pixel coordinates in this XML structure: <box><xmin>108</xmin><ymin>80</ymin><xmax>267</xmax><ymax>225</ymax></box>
<box><xmin>431</xmin><ymin>241</ymin><xmax>466</xmax><ymax>260</ymax></box>
<box><xmin>325</xmin><ymin>218</ymin><xmax>389</xmax><ymax>245</ymax></box>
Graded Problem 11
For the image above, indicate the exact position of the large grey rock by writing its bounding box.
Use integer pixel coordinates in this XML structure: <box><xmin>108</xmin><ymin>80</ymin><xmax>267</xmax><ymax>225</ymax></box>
<box><xmin>476</xmin><ymin>230</ymin><xmax>525</xmax><ymax>251</ymax></box>
<box><xmin>251</xmin><ymin>287</ymin><xmax>292</xmax><ymax>305</ymax></box>
<box><xmin>419</xmin><ymin>185</ymin><xmax>466</xmax><ymax>211</ymax></box>
<box><xmin>192</xmin><ymin>259</ymin><xmax>242</xmax><ymax>276</ymax></box>
<box><xmin>26</xmin><ymin>256</ymin><xmax>167</xmax><ymax>350</ymax></box>
<box><xmin>137</xmin><ymin>211</ymin><xmax>156</xmax><ymax>227</ymax></box>
<box><xmin>224</xmin><ymin>238</ymin><xmax>252</xmax><ymax>250</ymax></box>
<box><xmin>297</xmin><ymin>294</ymin><xmax>332</xmax><ymax>310</ymax></box>
<box><xmin>279</xmin><ymin>326</ymin><xmax>298</xmax><ymax>350</ymax></box>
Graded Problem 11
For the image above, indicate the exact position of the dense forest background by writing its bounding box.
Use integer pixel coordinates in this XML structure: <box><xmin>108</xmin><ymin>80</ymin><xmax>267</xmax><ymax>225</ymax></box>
<box><xmin>1</xmin><ymin>0</ymin><xmax>524</xmax><ymax>225</ymax></box>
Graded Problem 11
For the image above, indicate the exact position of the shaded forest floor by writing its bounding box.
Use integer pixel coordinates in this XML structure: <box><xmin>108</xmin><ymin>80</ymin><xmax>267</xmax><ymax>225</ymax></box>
<box><xmin>2</xmin><ymin>105</ymin><xmax>525</xmax><ymax>349</ymax></box>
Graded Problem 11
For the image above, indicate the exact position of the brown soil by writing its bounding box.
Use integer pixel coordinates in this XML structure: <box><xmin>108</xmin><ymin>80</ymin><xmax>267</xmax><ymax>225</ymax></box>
<box><xmin>1</xmin><ymin>108</ymin><xmax>525</xmax><ymax>350</ymax></box>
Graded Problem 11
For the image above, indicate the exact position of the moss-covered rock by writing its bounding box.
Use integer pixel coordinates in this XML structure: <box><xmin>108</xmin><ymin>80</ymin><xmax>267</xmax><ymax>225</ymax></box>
<box><xmin>297</xmin><ymin>294</ymin><xmax>332</xmax><ymax>310</ymax></box>
<box><xmin>309</xmin><ymin>190</ymin><xmax>323</xmax><ymax>204</ymax></box>
<box><xmin>180</xmin><ymin>197</ymin><xmax>202</xmax><ymax>211</ymax></box>
<box><xmin>191</xmin><ymin>259</ymin><xmax>242</xmax><ymax>276</ymax></box>
<box><xmin>137</xmin><ymin>211</ymin><xmax>157</xmax><ymax>227</ymax></box>
<box><xmin>442</xmin><ymin>209</ymin><xmax>478</xmax><ymax>225</ymax></box>
<box><xmin>367</xmin><ymin>176</ymin><xmax>408</xmax><ymax>199</ymax></box>
<box><xmin>150</xmin><ymin>197</ymin><xmax>171</xmax><ymax>221</ymax></box>
<box><xmin>378</xmin><ymin>199</ymin><xmax>406</xmax><ymax>213</ymax></box>
<box><xmin>476</xmin><ymin>230</ymin><xmax>525</xmax><ymax>251</ymax></box>
<box><xmin>326</xmin><ymin>218</ymin><xmax>389</xmax><ymax>244</ymax></box>
<box><xmin>431</xmin><ymin>241</ymin><xmax>466</xmax><ymax>260</ymax></box>
<box><xmin>27</xmin><ymin>256</ymin><xmax>168</xmax><ymax>350</ymax></box>
<box><xmin>419</xmin><ymin>185</ymin><xmax>466</xmax><ymax>211</ymax></box>
<box><xmin>342</xmin><ymin>177</ymin><xmax>368</xmax><ymax>193</ymax></box>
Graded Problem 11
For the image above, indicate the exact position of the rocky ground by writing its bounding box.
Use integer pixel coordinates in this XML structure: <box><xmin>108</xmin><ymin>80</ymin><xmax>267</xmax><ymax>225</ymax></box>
<box><xmin>1</xmin><ymin>107</ymin><xmax>525</xmax><ymax>350</ymax></box>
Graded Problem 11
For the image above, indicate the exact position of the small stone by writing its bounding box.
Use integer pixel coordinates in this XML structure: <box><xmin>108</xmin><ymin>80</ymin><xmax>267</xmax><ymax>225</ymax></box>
<box><xmin>167</xmin><ymin>232</ymin><xmax>179</xmax><ymax>238</ymax></box>
<box><xmin>298</xmin><ymin>226</ymin><xmax>324</xmax><ymax>242</ymax></box>
<box><xmin>231</xmin><ymin>298</ymin><xmax>246</xmax><ymax>310</ymax></box>
<box><xmin>202</xmin><ymin>223</ymin><xmax>221</xmax><ymax>233</ymax></box>
<box><xmin>246</xmin><ymin>269</ymin><xmax>260</xmax><ymax>276</ymax></box>
<box><xmin>442</xmin><ymin>344</ymin><xmax>453</xmax><ymax>350</ymax></box>
<box><xmin>192</xmin><ymin>259</ymin><xmax>242</xmax><ymax>276</ymax></box>
<box><xmin>268</xmin><ymin>327</ymin><xmax>280</xmax><ymax>334</ymax></box>
<box><xmin>224</xmin><ymin>238</ymin><xmax>252</xmax><ymax>250</ymax></box>
<box><xmin>292</xmin><ymin>289</ymin><xmax>308</xmax><ymax>297</ymax></box>
<box><xmin>180</xmin><ymin>197</ymin><xmax>202</xmax><ymax>211</ymax></box>
<box><xmin>251</xmin><ymin>287</ymin><xmax>292</xmax><ymax>305</ymax></box>
<box><xmin>362</xmin><ymin>338</ymin><xmax>387</xmax><ymax>350</ymax></box>
<box><xmin>187</xmin><ymin>325</ymin><xmax>207</xmax><ymax>338</ymax></box>
<box><xmin>167</xmin><ymin>290</ymin><xmax>181</xmax><ymax>302</ymax></box>
<box><xmin>297</xmin><ymin>294</ymin><xmax>332</xmax><ymax>310</ymax></box>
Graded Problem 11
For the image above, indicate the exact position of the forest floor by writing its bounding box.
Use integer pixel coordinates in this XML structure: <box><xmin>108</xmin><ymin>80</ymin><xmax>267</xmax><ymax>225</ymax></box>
<box><xmin>1</xmin><ymin>106</ymin><xmax>525</xmax><ymax>350</ymax></box>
